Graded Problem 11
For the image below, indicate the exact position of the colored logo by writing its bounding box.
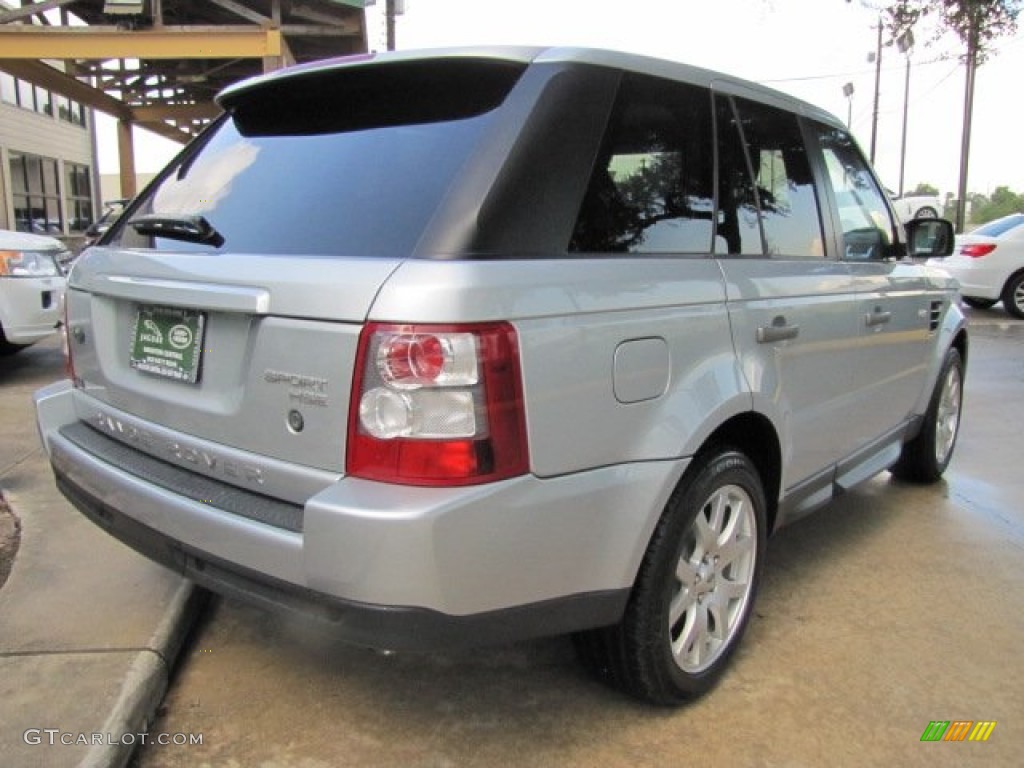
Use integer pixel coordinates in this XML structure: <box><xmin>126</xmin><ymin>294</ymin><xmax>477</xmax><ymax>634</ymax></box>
<box><xmin>921</xmin><ymin>720</ymin><xmax>997</xmax><ymax>742</ymax></box>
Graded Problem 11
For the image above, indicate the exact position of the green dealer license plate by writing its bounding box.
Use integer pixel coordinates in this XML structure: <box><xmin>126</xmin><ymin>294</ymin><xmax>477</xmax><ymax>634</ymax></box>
<box><xmin>129</xmin><ymin>305</ymin><xmax>206</xmax><ymax>384</ymax></box>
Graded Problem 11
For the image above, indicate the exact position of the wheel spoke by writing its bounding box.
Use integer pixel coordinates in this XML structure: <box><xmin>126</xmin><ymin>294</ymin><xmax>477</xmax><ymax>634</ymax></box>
<box><xmin>693</xmin><ymin>512</ymin><xmax>715</xmax><ymax>557</ymax></box>
<box><xmin>673</xmin><ymin>602</ymin><xmax>708</xmax><ymax>664</ymax></box>
<box><xmin>668</xmin><ymin>585</ymin><xmax>697</xmax><ymax>628</ymax></box>
<box><xmin>713</xmin><ymin>577</ymin><xmax>749</xmax><ymax>603</ymax></box>
<box><xmin>706</xmin><ymin>599</ymin><xmax>730</xmax><ymax>641</ymax></box>
<box><xmin>716</xmin><ymin>532</ymin><xmax>753</xmax><ymax>571</ymax></box>
<box><xmin>706</xmin><ymin>492</ymin><xmax>728</xmax><ymax>536</ymax></box>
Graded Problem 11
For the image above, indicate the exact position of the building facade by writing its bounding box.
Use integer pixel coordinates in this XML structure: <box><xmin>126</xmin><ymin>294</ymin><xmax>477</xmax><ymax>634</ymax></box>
<box><xmin>0</xmin><ymin>68</ymin><xmax>97</xmax><ymax>247</ymax></box>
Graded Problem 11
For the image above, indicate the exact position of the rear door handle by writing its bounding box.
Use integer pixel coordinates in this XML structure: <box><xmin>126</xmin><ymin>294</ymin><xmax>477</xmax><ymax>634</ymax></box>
<box><xmin>865</xmin><ymin>308</ymin><xmax>892</xmax><ymax>327</ymax></box>
<box><xmin>757</xmin><ymin>317</ymin><xmax>800</xmax><ymax>343</ymax></box>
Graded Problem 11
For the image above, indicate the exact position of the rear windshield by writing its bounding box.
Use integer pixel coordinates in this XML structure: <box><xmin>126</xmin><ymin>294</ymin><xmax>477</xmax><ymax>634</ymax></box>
<box><xmin>108</xmin><ymin>59</ymin><xmax>526</xmax><ymax>257</ymax></box>
<box><xmin>971</xmin><ymin>214</ymin><xmax>1024</xmax><ymax>238</ymax></box>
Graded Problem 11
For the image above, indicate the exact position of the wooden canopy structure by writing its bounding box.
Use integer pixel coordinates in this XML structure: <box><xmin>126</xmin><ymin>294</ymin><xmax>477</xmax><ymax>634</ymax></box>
<box><xmin>0</xmin><ymin>0</ymin><xmax>367</xmax><ymax>196</ymax></box>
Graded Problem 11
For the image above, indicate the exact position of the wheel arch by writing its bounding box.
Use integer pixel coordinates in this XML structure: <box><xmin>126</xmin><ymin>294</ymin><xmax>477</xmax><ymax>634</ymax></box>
<box><xmin>951</xmin><ymin>326</ymin><xmax>969</xmax><ymax>372</ymax></box>
<box><xmin>693</xmin><ymin>412</ymin><xmax>782</xmax><ymax>535</ymax></box>
<box><xmin>1001</xmin><ymin>266</ymin><xmax>1024</xmax><ymax>309</ymax></box>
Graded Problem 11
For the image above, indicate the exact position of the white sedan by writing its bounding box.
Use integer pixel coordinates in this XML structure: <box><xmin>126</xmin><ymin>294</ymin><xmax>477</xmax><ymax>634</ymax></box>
<box><xmin>0</xmin><ymin>228</ymin><xmax>69</xmax><ymax>354</ymax></box>
<box><xmin>931</xmin><ymin>213</ymin><xmax>1024</xmax><ymax>318</ymax></box>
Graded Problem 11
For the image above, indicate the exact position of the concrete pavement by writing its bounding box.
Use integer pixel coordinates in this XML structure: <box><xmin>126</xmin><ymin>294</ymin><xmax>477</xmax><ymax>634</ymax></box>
<box><xmin>3</xmin><ymin>310</ymin><xmax>1024</xmax><ymax>767</ymax></box>
<box><xmin>0</xmin><ymin>337</ymin><xmax>205</xmax><ymax>768</ymax></box>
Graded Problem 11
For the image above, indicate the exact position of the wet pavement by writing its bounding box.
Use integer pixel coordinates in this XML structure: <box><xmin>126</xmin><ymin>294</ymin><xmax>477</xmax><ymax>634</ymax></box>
<box><xmin>132</xmin><ymin>309</ymin><xmax>1024</xmax><ymax>768</ymax></box>
<box><xmin>2</xmin><ymin>313</ymin><xmax>1021</xmax><ymax>768</ymax></box>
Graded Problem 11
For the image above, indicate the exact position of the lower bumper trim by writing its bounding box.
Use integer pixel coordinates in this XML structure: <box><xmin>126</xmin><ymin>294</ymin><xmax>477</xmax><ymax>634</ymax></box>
<box><xmin>55</xmin><ymin>470</ymin><xmax>630</xmax><ymax>652</ymax></box>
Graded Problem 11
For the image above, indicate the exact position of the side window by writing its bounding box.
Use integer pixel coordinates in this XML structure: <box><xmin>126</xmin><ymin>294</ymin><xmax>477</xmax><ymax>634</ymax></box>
<box><xmin>815</xmin><ymin>126</ymin><xmax>896</xmax><ymax>260</ymax></box>
<box><xmin>715</xmin><ymin>95</ymin><xmax>824</xmax><ymax>257</ymax></box>
<box><xmin>569</xmin><ymin>74</ymin><xmax>714</xmax><ymax>254</ymax></box>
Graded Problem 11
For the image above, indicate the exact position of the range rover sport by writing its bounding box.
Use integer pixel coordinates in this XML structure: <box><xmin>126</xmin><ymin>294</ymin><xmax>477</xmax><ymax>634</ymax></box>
<box><xmin>34</xmin><ymin>47</ymin><xmax>965</xmax><ymax>704</ymax></box>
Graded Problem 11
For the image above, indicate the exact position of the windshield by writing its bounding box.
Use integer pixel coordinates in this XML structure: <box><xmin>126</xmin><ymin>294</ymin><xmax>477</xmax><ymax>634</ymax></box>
<box><xmin>109</xmin><ymin>59</ymin><xmax>526</xmax><ymax>258</ymax></box>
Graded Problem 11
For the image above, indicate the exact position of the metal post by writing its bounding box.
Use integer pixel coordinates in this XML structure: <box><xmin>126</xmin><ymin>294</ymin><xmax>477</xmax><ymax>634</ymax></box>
<box><xmin>386</xmin><ymin>0</ymin><xmax>396</xmax><ymax>51</ymax></box>
<box><xmin>869</xmin><ymin>19</ymin><xmax>882</xmax><ymax>164</ymax></box>
<box><xmin>956</xmin><ymin>42</ymin><xmax>978</xmax><ymax>233</ymax></box>
<box><xmin>897</xmin><ymin>31</ymin><xmax>913</xmax><ymax>198</ymax></box>
<box><xmin>898</xmin><ymin>55</ymin><xmax>910</xmax><ymax>196</ymax></box>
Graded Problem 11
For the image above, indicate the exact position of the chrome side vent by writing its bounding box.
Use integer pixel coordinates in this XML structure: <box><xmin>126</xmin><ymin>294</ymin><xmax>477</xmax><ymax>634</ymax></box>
<box><xmin>929</xmin><ymin>301</ymin><xmax>943</xmax><ymax>332</ymax></box>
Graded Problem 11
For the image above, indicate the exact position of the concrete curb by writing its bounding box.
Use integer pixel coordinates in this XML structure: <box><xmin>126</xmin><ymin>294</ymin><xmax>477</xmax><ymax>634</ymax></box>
<box><xmin>82</xmin><ymin>582</ymin><xmax>208</xmax><ymax>768</ymax></box>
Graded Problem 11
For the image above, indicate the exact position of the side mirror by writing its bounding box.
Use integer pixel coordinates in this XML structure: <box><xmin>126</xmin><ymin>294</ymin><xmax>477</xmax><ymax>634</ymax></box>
<box><xmin>906</xmin><ymin>218</ymin><xmax>954</xmax><ymax>258</ymax></box>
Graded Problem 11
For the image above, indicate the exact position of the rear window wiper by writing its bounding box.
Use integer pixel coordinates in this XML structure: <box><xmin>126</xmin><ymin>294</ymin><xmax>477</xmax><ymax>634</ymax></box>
<box><xmin>130</xmin><ymin>213</ymin><xmax>225</xmax><ymax>248</ymax></box>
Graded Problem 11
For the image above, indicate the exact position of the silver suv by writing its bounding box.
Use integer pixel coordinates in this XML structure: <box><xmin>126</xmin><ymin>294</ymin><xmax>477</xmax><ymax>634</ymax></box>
<box><xmin>35</xmin><ymin>47</ymin><xmax>965</xmax><ymax>704</ymax></box>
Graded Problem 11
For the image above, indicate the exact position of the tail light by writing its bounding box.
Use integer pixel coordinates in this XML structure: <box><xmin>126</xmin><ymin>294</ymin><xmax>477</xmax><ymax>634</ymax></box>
<box><xmin>347</xmin><ymin>322</ymin><xmax>529</xmax><ymax>486</ymax></box>
<box><xmin>61</xmin><ymin>295</ymin><xmax>81</xmax><ymax>387</ymax></box>
<box><xmin>961</xmin><ymin>243</ymin><xmax>997</xmax><ymax>258</ymax></box>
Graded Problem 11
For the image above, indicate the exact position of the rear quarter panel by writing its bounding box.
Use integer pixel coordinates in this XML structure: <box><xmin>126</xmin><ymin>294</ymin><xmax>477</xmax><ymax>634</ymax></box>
<box><xmin>369</xmin><ymin>257</ymin><xmax>749</xmax><ymax>477</ymax></box>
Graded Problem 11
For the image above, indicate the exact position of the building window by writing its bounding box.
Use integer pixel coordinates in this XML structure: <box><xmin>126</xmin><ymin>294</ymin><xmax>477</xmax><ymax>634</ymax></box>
<box><xmin>1</xmin><ymin>73</ymin><xmax>85</xmax><ymax>126</ymax></box>
<box><xmin>65</xmin><ymin>163</ymin><xmax>94</xmax><ymax>232</ymax></box>
<box><xmin>0</xmin><ymin>72</ymin><xmax>17</xmax><ymax>105</ymax></box>
<box><xmin>34</xmin><ymin>85</ymin><xmax>53</xmax><ymax>116</ymax></box>
<box><xmin>10</xmin><ymin>152</ymin><xmax>64</xmax><ymax>235</ymax></box>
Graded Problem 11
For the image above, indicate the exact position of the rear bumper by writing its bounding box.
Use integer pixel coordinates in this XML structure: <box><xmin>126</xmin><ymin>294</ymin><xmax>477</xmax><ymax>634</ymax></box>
<box><xmin>934</xmin><ymin>258</ymin><xmax>1005</xmax><ymax>300</ymax></box>
<box><xmin>55</xmin><ymin>471</ymin><xmax>630</xmax><ymax>651</ymax></box>
<box><xmin>35</xmin><ymin>381</ymin><xmax>685</xmax><ymax>650</ymax></box>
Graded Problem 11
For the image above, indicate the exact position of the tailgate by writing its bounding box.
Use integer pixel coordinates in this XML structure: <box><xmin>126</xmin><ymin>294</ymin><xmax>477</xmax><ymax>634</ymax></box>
<box><xmin>66</xmin><ymin>247</ymin><xmax>401</xmax><ymax>473</ymax></box>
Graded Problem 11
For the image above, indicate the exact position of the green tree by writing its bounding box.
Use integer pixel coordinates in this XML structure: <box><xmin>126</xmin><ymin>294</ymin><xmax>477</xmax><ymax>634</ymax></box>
<box><xmin>969</xmin><ymin>186</ymin><xmax>1024</xmax><ymax>225</ymax></box>
<box><xmin>884</xmin><ymin>1</ymin><xmax>1022</xmax><ymax>231</ymax></box>
<box><xmin>909</xmin><ymin>182</ymin><xmax>939</xmax><ymax>196</ymax></box>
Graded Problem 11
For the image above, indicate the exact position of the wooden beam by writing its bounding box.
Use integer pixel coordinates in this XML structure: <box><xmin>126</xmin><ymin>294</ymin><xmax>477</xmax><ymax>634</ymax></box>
<box><xmin>291</xmin><ymin>2</ymin><xmax>351</xmax><ymax>26</ymax></box>
<box><xmin>132</xmin><ymin>102</ymin><xmax>221</xmax><ymax>122</ymax></box>
<box><xmin>135</xmin><ymin>119</ymin><xmax>196</xmax><ymax>144</ymax></box>
<box><xmin>207</xmin><ymin>0</ymin><xmax>272</xmax><ymax>26</ymax></box>
<box><xmin>0</xmin><ymin>25</ymin><xmax>284</xmax><ymax>60</ymax></box>
<box><xmin>281</xmin><ymin>23</ymin><xmax>358</xmax><ymax>36</ymax></box>
<box><xmin>0</xmin><ymin>0</ymin><xmax>77</xmax><ymax>25</ymax></box>
<box><xmin>117</xmin><ymin>118</ymin><xmax>138</xmax><ymax>199</ymax></box>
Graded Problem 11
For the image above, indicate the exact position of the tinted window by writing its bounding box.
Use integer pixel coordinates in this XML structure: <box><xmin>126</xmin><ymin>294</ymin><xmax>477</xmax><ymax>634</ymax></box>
<box><xmin>715</xmin><ymin>96</ymin><xmax>823</xmax><ymax>257</ymax></box>
<box><xmin>815</xmin><ymin>126</ymin><xmax>895</xmax><ymax>260</ymax></box>
<box><xmin>109</xmin><ymin>61</ymin><xmax>525</xmax><ymax>257</ymax></box>
<box><xmin>570</xmin><ymin>74</ymin><xmax>714</xmax><ymax>253</ymax></box>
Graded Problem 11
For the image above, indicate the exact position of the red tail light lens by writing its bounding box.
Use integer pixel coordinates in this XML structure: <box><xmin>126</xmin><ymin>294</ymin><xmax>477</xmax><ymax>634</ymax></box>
<box><xmin>61</xmin><ymin>294</ymin><xmax>80</xmax><ymax>387</ymax></box>
<box><xmin>961</xmin><ymin>243</ymin><xmax>997</xmax><ymax>258</ymax></box>
<box><xmin>347</xmin><ymin>322</ymin><xmax>529</xmax><ymax>486</ymax></box>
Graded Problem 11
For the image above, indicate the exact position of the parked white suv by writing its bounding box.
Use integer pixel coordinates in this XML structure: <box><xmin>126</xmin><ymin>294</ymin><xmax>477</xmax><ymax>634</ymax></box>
<box><xmin>0</xmin><ymin>228</ymin><xmax>70</xmax><ymax>354</ymax></box>
<box><xmin>889</xmin><ymin>191</ymin><xmax>943</xmax><ymax>221</ymax></box>
<box><xmin>34</xmin><ymin>47</ymin><xmax>965</xmax><ymax>704</ymax></box>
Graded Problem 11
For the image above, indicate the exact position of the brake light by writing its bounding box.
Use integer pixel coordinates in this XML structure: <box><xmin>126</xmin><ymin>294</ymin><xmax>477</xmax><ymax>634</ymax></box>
<box><xmin>961</xmin><ymin>243</ymin><xmax>997</xmax><ymax>258</ymax></box>
<box><xmin>61</xmin><ymin>295</ymin><xmax>80</xmax><ymax>387</ymax></box>
<box><xmin>347</xmin><ymin>322</ymin><xmax>529</xmax><ymax>486</ymax></box>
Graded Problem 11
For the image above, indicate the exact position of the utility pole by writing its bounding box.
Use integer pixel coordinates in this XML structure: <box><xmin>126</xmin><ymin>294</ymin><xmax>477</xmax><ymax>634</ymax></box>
<box><xmin>869</xmin><ymin>18</ymin><xmax>882</xmax><ymax>164</ymax></box>
<box><xmin>386</xmin><ymin>0</ymin><xmax>396</xmax><ymax>51</ymax></box>
<box><xmin>956</xmin><ymin>34</ymin><xmax>979</xmax><ymax>233</ymax></box>
<box><xmin>897</xmin><ymin>29</ymin><xmax>914</xmax><ymax>198</ymax></box>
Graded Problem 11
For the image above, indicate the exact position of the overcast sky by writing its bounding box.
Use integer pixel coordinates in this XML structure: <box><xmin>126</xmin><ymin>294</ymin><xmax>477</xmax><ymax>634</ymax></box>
<box><xmin>100</xmin><ymin>0</ymin><xmax>1024</xmax><ymax>199</ymax></box>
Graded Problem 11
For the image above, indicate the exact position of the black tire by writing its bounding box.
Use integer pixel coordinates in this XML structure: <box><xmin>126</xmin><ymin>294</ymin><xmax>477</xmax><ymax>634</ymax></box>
<box><xmin>574</xmin><ymin>448</ymin><xmax>766</xmax><ymax>705</ymax></box>
<box><xmin>0</xmin><ymin>337</ymin><xmax>29</xmax><ymax>356</ymax></box>
<box><xmin>1001</xmin><ymin>272</ymin><xmax>1024</xmax><ymax>319</ymax></box>
<box><xmin>891</xmin><ymin>347</ymin><xmax>963</xmax><ymax>483</ymax></box>
<box><xmin>962</xmin><ymin>296</ymin><xmax>997</xmax><ymax>310</ymax></box>
<box><xmin>914</xmin><ymin>206</ymin><xmax>938</xmax><ymax>219</ymax></box>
